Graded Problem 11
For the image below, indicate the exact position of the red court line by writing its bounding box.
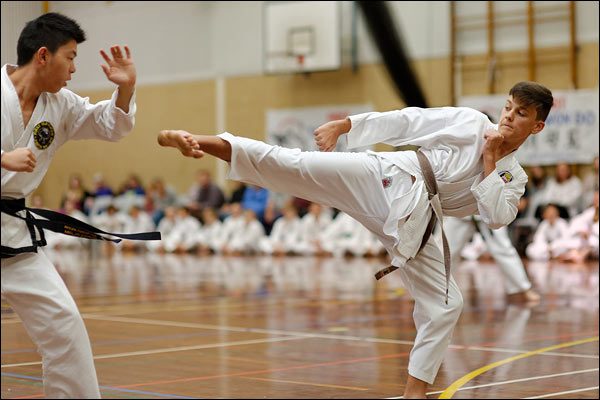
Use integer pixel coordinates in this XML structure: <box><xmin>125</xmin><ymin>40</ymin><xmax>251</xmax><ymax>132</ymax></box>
<box><xmin>116</xmin><ymin>350</ymin><xmax>412</xmax><ymax>389</ymax></box>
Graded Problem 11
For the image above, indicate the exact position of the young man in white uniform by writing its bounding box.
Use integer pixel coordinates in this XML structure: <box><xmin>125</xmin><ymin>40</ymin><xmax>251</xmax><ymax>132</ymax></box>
<box><xmin>1</xmin><ymin>13</ymin><xmax>137</xmax><ymax>398</ymax></box>
<box><xmin>158</xmin><ymin>81</ymin><xmax>553</xmax><ymax>398</ymax></box>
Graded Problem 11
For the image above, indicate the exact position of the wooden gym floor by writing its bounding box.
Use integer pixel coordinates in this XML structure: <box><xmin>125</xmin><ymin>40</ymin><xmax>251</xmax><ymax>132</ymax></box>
<box><xmin>2</xmin><ymin>249</ymin><xmax>598</xmax><ymax>399</ymax></box>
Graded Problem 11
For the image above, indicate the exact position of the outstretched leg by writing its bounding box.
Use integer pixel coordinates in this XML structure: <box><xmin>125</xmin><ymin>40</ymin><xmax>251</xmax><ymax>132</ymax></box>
<box><xmin>159</xmin><ymin>130</ymin><xmax>398</xmax><ymax>223</ymax></box>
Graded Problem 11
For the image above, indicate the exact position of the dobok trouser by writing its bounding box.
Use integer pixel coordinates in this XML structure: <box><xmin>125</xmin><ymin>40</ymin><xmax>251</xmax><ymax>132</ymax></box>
<box><xmin>219</xmin><ymin>132</ymin><xmax>463</xmax><ymax>384</ymax></box>
<box><xmin>444</xmin><ymin>216</ymin><xmax>532</xmax><ymax>294</ymax></box>
<box><xmin>1</xmin><ymin>250</ymin><xmax>100</xmax><ymax>398</ymax></box>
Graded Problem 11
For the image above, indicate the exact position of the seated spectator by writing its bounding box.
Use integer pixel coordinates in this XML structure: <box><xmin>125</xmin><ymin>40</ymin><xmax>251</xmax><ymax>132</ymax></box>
<box><xmin>91</xmin><ymin>204</ymin><xmax>127</xmax><ymax>254</ymax></box>
<box><xmin>259</xmin><ymin>205</ymin><xmax>301</xmax><ymax>256</ymax></box>
<box><xmin>186</xmin><ymin>169</ymin><xmax>225</xmax><ymax>217</ymax></box>
<box><xmin>581</xmin><ymin>155</ymin><xmax>599</xmax><ymax>210</ymax></box>
<box><xmin>241</xmin><ymin>184</ymin><xmax>269</xmax><ymax>221</ymax></box>
<box><xmin>319</xmin><ymin>211</ymin><xmax>383</xmax><ymax>257</ymax></box>
<box><xmin>540</xmin><ymin>162</ymin><xmax>582</xmax><ymax>219</ymax></box>
<box><xmin>196</xmin><ymin>208</ymin><xmax>224</xmax><ymax>255</ymax></box>
<box><xmin>215</xmin><ymin>202</ymin><xmax>245</xmax><ymax>254</ymax></box>
<box><xmin>161</xmin><ymin>206</ymin><xmax>202</xmax><ymax>253</ymax></box>
<box><xmin>147</xmin><ymin>206</ymin><xmax>178</xmax><ymax>253</ymax></box>
<box><xmin>118</xmin><ymin>174</ymin><xmax>146</xmax><ymax>196</ymax></box>
<box><xmin>147</xmin><ymin>177</ymin><xmax>178</xmax><ymax>226</ymax></box>
<box><xmin>526</xmin><ymin>204</ymin><xmax>570</xmax><ymax>261</ymax></box>
<box><xmin>60</xmin><ymin>173</ymin><xmax>90</xmax><ymax>213</ymax></box>
<box><xmin>45</xmin><ymin>199</ymin><xmax>89</xmax><ymax>250</ymax></box>
<box><xmin>121</xmin><ymin>205</ymin><xmax>155</xmax><ymax>252</ymax></box>
<box><xmin>224</xmin><ymin>209</ymin><xmax>265</xmax><ymax>255</ymax></box>
<box><xmin>84</xmin><ymin>173</ymin><xmax>114</xmax><ymax>216</ymax></box>
<box><xmin>554</xmin><ymin>191</ymin><xmax>599</xmax><ymax>263</ymax></box>
<box><xmin>295</xmin><ymin>202</ymin><xmax>333</xmax><ymax>256</ymax></box>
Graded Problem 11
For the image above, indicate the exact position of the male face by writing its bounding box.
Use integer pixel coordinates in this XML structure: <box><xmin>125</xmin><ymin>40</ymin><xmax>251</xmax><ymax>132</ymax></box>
<box><xmin>498</xmin><ymin>95</ymin><xmax>545</xmax><ymax>142</ymax></box>
<box><xmin>39</xmin><ymin>39</ymin><xmax>78</xmax><ymax>93</ymax></box>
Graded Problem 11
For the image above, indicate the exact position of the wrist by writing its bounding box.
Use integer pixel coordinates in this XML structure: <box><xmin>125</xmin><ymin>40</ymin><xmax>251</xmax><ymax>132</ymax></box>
<box><xmin>339</xmin><ymin>118</ymin><xmax>351</xmax><ymax>135</ymax></box>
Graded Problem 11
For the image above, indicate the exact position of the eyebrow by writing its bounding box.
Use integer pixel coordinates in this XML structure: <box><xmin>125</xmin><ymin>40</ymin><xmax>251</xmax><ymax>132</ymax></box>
<box><xmin>506</xmin><ymin>100</ymin><xmax>528</xmax><ymax>112</ymax></box>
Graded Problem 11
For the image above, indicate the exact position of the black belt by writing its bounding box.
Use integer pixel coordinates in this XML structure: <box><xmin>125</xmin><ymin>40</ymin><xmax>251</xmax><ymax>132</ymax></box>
<box><xmin>1</xmin><ymin>198</ymin><xmax>161</xmax><ymax>259</ymax></box>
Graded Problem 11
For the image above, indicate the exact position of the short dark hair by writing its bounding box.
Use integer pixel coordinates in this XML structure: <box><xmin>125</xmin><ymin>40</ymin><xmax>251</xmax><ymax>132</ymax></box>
<box><xmin>509</xmin><ymin>81</ymin><xmax>554</xmax><ymax>122</ymax></box>
<box><xmin>17</xmin><ymin>12</ymin><xmax>86</xmax><ymax>66</ymax></box>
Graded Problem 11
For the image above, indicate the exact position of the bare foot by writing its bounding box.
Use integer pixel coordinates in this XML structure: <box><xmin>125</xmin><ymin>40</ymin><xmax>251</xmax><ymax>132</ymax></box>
<box><xmin>158</xmin><ymin>130</ymin><xmax>204</xmax><ymax>158</ymax></box>
<box><xmin>507</xmin><ymin>289</ymin><xmax>541</xmax><ymax>304</ymax></box>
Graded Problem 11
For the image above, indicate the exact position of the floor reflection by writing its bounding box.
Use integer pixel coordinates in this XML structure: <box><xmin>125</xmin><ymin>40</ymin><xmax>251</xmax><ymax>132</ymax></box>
<box><xmin>42</xmin><ymin>249</ymin><xmax>599</xmax><ymax>312</ymax></box>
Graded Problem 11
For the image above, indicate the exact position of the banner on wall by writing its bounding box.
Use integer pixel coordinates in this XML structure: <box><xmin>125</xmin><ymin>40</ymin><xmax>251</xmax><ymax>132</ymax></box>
<box><xmin>458</xmin><ymin>89</ymin><xmax>599</xmax><ymax>166</ymax></box>
<box><xmin>266</xmin><ymin>104</ymin><xmax>373</xmax><ymax>151</ymax></box>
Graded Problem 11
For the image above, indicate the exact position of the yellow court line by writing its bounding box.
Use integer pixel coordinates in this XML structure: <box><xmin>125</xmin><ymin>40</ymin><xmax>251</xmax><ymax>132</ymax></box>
<box><xmin>438</xmin><ymin>336</ymin><xmax>599</xmax><ymax>399</ymax></box>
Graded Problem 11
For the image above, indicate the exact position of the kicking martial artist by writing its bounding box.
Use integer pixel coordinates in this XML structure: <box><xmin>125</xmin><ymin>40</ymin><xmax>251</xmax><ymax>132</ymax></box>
<box><xmin>157</xmin><ymin>81</ymin><xmax>553</xmax><ymax>398</ymax></box>
<box><xmin>1</xmin><ymin>13</ymin><xmax>146</xmax><ymax>398</ymax></box>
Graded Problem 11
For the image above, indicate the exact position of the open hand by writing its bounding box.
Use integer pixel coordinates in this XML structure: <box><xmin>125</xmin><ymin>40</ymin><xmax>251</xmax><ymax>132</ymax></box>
<box><xmin>100</xmin><ymin>45</ymin><xmax>136</xmax><ymax>88</ymax></box>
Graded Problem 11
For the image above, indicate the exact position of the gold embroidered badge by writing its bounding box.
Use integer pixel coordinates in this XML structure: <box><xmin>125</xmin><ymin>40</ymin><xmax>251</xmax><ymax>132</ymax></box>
<box><xmin>33</xmin><ymin>121</ymin><xmax>55</xmax><ymax>150</ymax></box>
<box><xmin>499</xmin><ymin>170</ymin><xmax>513</xmax><ymax>183</ymax></box>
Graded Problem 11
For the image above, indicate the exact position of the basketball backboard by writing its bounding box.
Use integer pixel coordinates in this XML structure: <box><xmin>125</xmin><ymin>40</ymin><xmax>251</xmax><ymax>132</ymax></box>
<box><xmin>264</xmin><ymin>1</ymin><xmax>341</xmax><ymax>74</ymax></box>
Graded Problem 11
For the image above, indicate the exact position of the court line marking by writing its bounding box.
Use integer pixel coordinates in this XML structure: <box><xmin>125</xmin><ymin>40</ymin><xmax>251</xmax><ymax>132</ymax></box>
<box><xmin>116</xmin><ymin>350</ymin><xmax>412</xmax><ymax>389</ymax></box>
<box><xmin>524</xmin><ymin>386</ymin><xmax>599</xmax><ymax>398</ymax></box>
<box><xmin>82</xmin><ymin>314</ymin><xmax>600</xmax><ymax>359</ymax></box>
<box><xmin>438</xmin><ymin>336</ymin><xmax>599</xmax><ymax>399</ymax></box>
<box><xmin>3</xmin><ymin>315</ymin><xmax>596</xmax><ymax>371</ymax></box>
<box><xmin>385</xmin><ymin>367</ymin><xmax>599</xmax><ymax>398</ymax></box>
<box><xmin>1</xmin><ymin>372</ymin><xmax>196</xmax><ymax>399</ymax></box>
<box><xmin>241</xmin><ymin>376</ymin><xmax>369</xmax><ymax>391</ymax></box>
<box><xmin>1</xmin><ymin>336</ymin><xmax>305</xmax><ymax>368</ymax></box>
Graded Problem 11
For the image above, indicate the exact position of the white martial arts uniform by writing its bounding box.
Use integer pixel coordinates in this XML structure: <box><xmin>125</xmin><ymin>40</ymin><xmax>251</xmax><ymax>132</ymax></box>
<box><xmin>217</xmin><ymin>105</ymin><xmax>527</xmax><ymax>384</ymax></box>
<box><xmin>444</xmin><ymin>216</ymin><xmax>532</xmax><ymax>295</ymax></box>
<box><xmin>295</xmin><ymin>210</ymin><xmax>333</xmax><ymax>255</ymax></box>
<box><xmin>320</xmin><ymin>211</ymin><xmax>384</xmax><ymax>257</ymax></box>
<box><xmin>259</xmin><ymin>215</ymin><xmax>302</xmax><ymax>254</ymax></box>
<box><xmin>1</xmin><ymin>64</ymin><xmax>136</xmax><ymax>398</ymax></box>
<box><xmin>526</xmin><ymin>218</ymin><xmax>570</xmax><ymax>261</ymax></box>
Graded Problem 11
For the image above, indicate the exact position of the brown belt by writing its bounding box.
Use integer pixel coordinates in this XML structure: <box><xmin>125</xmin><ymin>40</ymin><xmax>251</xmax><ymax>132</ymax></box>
<box><xmin>374</xmin><ymin>150</ymin><xmax>452</xmax><ymax>304</ymax></box>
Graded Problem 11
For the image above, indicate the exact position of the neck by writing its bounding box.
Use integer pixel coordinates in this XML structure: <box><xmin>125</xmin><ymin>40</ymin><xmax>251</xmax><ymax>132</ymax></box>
<box><xmin>9</xmin><ymin>65</ymin><xmax>43</xmax><ymax>105</ymax></box>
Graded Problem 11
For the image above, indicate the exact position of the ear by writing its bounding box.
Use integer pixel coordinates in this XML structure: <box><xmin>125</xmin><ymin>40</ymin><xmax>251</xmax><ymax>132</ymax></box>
<box><xmin>531</xmin><ymin>120</ymin><xmax>545</xmax><ymax>135</ymax></box>
<box><xmin>36</xmin><ymin>47</ymin><xmax>50</xmax><ymax>65</ymax></box>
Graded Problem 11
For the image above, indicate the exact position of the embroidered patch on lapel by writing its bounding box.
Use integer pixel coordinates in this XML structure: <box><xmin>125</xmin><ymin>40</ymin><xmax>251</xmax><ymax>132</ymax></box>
<box><xmin>499</xmin><ymin>170</ymin><xmax>513</xmax><ymax>183</ymax></box>
<box><xmin>33</xmin><ymin>121</ymin><xmax>55</xmax><ymax>150</ymax></box>
<box><xmin>382</xmin><ymin>176</ymin><xmax>393</xmax><ymax>188</ymax></box>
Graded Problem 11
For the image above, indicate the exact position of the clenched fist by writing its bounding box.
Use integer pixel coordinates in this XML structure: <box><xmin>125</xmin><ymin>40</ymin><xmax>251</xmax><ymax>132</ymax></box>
<box><xmin>482</xmin><ymin>129</ymin><xmax>504</xmax><ymax>161</ymax></box>
<box><xmin>1</xmin><ymin>148</ymin><xmax>36</xmax><ymax>172</ymax></box>
<box><xmin>313</xmin><ymin>118</ymin><xmax>351</xmax><ymax>152</ymax></box>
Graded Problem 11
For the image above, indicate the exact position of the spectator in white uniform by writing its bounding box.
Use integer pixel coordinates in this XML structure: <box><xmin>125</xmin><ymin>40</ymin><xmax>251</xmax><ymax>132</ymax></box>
<box><xmin>196</xmin><ymin>207</ymin><xmax>223</xmax><ymax>255</ymax></box>
<box><xmin>121</xmin><ymin>205</ymin><xmax>155</xmax><ymax>252</ymax></box>
<box><xmin>226</xmin><ymin>208</ymin><xmax>266</xmax><ymax>255</ymax></box>
<box><xmin>259</xmin><ymin>205</ymin><xmax>302</xmax><ymax>255</ymax></box>
<box><xmin>526</xmin><ymin>204</ymin><xmax>570</xmax><ymax>261</ymax></box>
<box><xmin>295</xmin><ymin>202</ymin><xmax>333</xmax><ymax>256</ymax></box>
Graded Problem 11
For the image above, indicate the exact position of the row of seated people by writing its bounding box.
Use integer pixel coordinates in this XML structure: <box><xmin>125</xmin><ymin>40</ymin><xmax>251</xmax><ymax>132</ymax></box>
<box><xmin>44</xmin><ymin>200</ymin><xmax>386</xmax><ymax>258</ymax></box>
<box><xmin>462</xmin><ymin>190</ymin><xmax>599</xmax><ymax>264</ymax></box>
